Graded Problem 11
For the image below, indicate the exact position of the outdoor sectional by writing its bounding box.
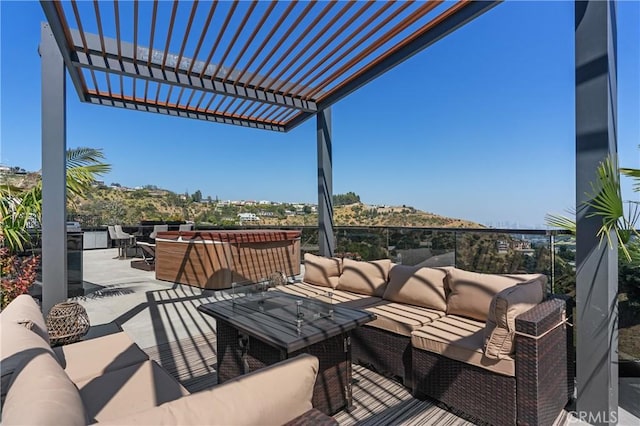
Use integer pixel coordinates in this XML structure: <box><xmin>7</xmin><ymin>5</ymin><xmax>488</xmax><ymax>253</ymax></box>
<box><xmin>0</xmin><ymin>295</ymin><xmax>336</xmax><ymax>425</ymax></box>
<box><xmin>277</xmin><ymin>253</ymin><xmax>573</xmax><ymax>426</ymax></box>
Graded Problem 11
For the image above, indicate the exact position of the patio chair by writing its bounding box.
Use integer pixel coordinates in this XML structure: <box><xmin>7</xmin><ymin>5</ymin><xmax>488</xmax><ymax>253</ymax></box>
<box><xmin>107</xmin><ymin>225</ymin><xmax>129</xmax><ymax>258</ymax></box>
<box><xmin>149</xmin><ymin>224</ymin><xmax>168</xmax><ymax>240</ymax></box>
<box><xmin>114</xmin><ymin>225</ymin><xmax>136</xmax><ymax>258</ymax></box>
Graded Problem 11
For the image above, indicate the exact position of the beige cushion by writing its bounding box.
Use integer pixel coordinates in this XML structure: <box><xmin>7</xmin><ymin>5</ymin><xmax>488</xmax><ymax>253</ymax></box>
<box><xmin>484</xmin><ymin>280</ymin><xmax>545</xmax><ymax>359</ymax></box>
<box><xmin>303</xmin><ymin>253</ymin><xmax>341</xmax><ymax>289</ymax></box>
<box><xmin>2</xmin><ymin>347</ymin><xmax>87</xmax><ymax>426</ymax></box>
<box><xmin>77</xmin><ymin>360</ymin><xmax>189</xmax><ymax>423</ymax></box>
<box><xmin>276</xmin><ymin>282</ymin><xmax>326</xmax><ymax>298</ymax></box>
<box><xmin>412</xmin><ymin>315</ymin><xmax>515</xmax><ymax>377</ymax></box>
<box><xmin>445</xmin><ymin>268</ymin><xmax>547</xmax><ymax>322</ymax></box>
<box><xmin>0</xmin><ymin>294</ymin><xmax>49</xmax><ymax>343</ymax></box>
<box><xmin>337</xmin><ymin>258</ymin><xmax>391</xmax><ymax>297</ymax></box>
<box><xmin>1</xmin><ymin>321</ymin><xmax>57</xmax><ymax>405</ymax></box>
<box><xmin>364</xmin><ymin>301</ymin><xmax>443</xmax><ymax>336</ymax></box>
<box><xmin>53</xmin><ymin>331</ymin><xmax>149</xmax><ymax>383</ymax></box>
<box><xmin>100</xmin><ymin>354</ymin><xmax>319</xmax><ymax>426</ymax></box>
<box><xmin>326</xmin><ymin>289</ymin><xmax>382</xmax><ymax>309</ymax></box>
<box><xmin>384</xmin><ymin>265</ymin><xmax>448</xmax><ymax>312</ymax></box>
<box><xmin>275</xmin><ymin>283</ymin><xmax>381</xmax><ymax>309</ymax></box>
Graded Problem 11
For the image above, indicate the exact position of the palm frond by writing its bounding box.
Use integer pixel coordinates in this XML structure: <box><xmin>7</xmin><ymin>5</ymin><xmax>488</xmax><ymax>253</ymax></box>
<box><xmin>621</xmin><ymin>167</ymin><xmax>640</xmax><ymax>192</ymax></box>
<box><xmin>584</xmin><ymin>156</ymin><xmax>632</xmax><ymax>260</ymax></box>
<box><xmin>545</xmin><ymin>213</ymin><xmax>576</xmax><ymax>234</ymax></box>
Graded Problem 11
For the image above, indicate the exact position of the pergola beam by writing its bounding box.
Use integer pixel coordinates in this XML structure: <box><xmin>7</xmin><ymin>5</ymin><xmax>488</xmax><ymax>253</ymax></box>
<box><xmin>86</xmin><ymin>93</ymin><xmax>287</xmax><ymax>132</ymax></box>
<box><xmin>68</xmin><ymin>30</ymin><xmax>317</xmax><ymax>114</ymax></box>
<box><xmin>39</xmin><ymin>1</ymin><xmax>87</xmax><ymax>102</ymax></box>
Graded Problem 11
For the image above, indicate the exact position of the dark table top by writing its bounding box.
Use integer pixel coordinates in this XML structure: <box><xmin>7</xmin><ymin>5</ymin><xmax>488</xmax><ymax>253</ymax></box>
<box><xmin>198</xmin><ymin>292</ymin><xmax>375</xmax><ymax>353</ymax></box>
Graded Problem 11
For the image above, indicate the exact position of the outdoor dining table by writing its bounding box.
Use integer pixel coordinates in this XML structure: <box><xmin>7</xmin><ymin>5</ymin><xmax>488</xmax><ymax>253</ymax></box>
<box><xmin>198</xmin><ymin>288</ymin><xmax>375</xmax><ymax>415</ymax></box>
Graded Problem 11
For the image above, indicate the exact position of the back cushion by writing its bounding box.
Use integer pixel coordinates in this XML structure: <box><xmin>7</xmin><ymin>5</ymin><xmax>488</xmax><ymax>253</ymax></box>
<box><xmin>383</xmin><ymin>265</ymin><xmax>447</xmax><ymax>312</ymax></box>
<box><xmin>484</xmin><ymin>279</ymin><xmax>545</xmax><ymax>359</ymax></box>
<box><xmin>337</xmin><ymin>258</ymin><xmax>391</xmax><ymax>297</ymax></box>
<box><xmin>446</xmin><ymin>268</ymin><xmax>547</xmax><ymax>322</ymax></box>
<box><xmin>2</xmin><ymin>347</ymin><xmax>87</xmax><ymax>426</ymax></box>
<box><xmin>1</xmin><ymin>322</ymin><xmax>58</xmax><ymax>405</ymax></box>
<box><xmin>303</xmin><ymin>253</ymin><xmax>341</xmax><ymax>289</ymax></box>
<box><xmin>1</xmin><ymin>294</ymin><xmax>50</xmax><ymax>344</ymax></box>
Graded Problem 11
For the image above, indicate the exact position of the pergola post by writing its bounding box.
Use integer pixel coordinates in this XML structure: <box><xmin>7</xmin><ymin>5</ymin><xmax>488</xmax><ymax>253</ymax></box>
<box><xmin>575</xmin><ymin>1</ymin><xmax>618</xmax><ymax>423</ymax></box>
<box><xmin>40</xmin><ymin>22</ymin><xmax>68</xmax><ymax>314</ymax></box>
<box><xmin>317</xmin><ymin>108</ymin><xmax>334</xmax><ymax>257</ymax></box>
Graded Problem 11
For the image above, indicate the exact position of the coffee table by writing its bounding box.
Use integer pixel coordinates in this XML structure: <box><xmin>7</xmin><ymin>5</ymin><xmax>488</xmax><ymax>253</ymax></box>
<box><xmin>198</xmin><ymin>285</ymin><xmax>375</xmax><ymax>415</ymax></box>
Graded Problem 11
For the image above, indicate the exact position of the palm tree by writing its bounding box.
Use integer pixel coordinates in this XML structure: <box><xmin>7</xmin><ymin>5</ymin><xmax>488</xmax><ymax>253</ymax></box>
<box><xmin>546</xmin><ymin>152</ymin><xmax>640</xmax><ymax>261</ymax></box>
<box><xmin>0</xmin><ymin>147</ymin><xmax>111</xmax><ymax>252</ymax></box>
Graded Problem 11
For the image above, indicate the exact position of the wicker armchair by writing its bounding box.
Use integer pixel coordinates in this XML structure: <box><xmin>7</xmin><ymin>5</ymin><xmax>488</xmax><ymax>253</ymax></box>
<box><xmin>412</xmin><ymin>297</ymin><xmax>572</xmax><ymax>426</ymax></box>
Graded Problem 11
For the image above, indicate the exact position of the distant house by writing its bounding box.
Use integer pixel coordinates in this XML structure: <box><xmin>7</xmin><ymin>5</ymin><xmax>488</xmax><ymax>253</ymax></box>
<box><xmin>238</xmin><ymin>213</ymin><xmax>259</xmax><ymax>222</ymax></box>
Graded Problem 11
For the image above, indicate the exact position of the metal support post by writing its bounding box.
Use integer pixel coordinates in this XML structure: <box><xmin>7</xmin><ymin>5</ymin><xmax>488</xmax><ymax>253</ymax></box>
<box><xmin>317</xmin><ymin>108</ymin><xmax>334</xmax><ymax>257</ymax></box>
<box><xmin>40</xmin><ymin>22</ymin><xmax>68</xmax><ymax>314</ymax></box>
<box><xmin>575</xmin><ymin>1</ymin><xmax>618</xmax><ymax>423</ymax></box>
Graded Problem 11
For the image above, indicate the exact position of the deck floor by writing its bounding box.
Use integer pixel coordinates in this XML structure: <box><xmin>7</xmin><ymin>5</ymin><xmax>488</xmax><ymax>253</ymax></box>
<box><xmin>141</xmin><ymin>330</ymin><xmax>574</xmax><ymax>426</ymax></box>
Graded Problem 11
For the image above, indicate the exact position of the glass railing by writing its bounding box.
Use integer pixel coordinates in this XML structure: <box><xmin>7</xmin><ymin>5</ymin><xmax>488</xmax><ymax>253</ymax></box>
<box><xmin>156</xmin><ymin>225</ymin><xmax>573</xmax><ymax>292</ymax></box>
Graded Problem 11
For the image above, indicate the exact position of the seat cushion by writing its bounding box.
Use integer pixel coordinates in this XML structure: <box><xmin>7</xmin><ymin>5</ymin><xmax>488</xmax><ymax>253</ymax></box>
<box><xmin>445</xmin><ymin>268</ymin><xmax>547</xmax><ymax>322</ymax></box>
<box><xmin>337</xmin><ymin>258</ymin><xmax>391</xmax><ymax>297</ymax></box>
<box><xmin>276</xmin><ymin>282</ymin><xmax>326</xmax><ymax>298</ymax></box>
<box><xmin>383</xmin><ymin>264</ymin><xmax>448</xmax><ymax>312</ymax></box>
<box><xmin>276</xmin><ymin>283</ymin><xmax>382</xmax><ymax>309</ymax></box>
<box><xmin>2</xmin><ymin>345</ymin><xmax>87</xmax><ymax>426</ymax></box>
<box><xmin>412</xmin><ymin>315</ymin><xmax>515</xmax><ymax>376</ymax></box>
<box><xmin>100</xmin><ymin>354</ymin><xmax>319</xmax><ymax>426</ymax></box>
<box><xmin>364</xmin><ymin>301</ymin><xmax>443</xmax><ymax>336</ymax></box>
<box><xmin>0</xmin><ymin>294</ymin><xmax>50</xmax><ymax>343</ymax></box>
<box><xmin>53</xmin><ymin>331</ymin><xmax>150</xmax><ymax>383</ymax></box>
<box><xmin>327</xmin><ymin>289</ymin><xmax>382</xmax><ymax>309</ymax></box>
<box><xmin>303</xmin><ymin>253</ymin><xmax>341</xmax><ymax>289</ymax></box>
<box><xmin>77</xmin><ymin>360</ymin><xmax>189</xmax><ymax>423</ymax></box>
<box><xmin>484</xmin><ymin>280</ymin><xmax>545</xmax><ymax>359</ymax></box>
<box><xmin>1</xmin><ymin>321</ymin><xmax>58</xmax><ymax>405</ymax></box>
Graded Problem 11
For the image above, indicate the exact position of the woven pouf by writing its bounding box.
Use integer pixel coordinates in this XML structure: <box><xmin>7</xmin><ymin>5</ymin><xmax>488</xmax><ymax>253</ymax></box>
<box><xmin>46</xmin><ymin>302</ymin><xmax>90</xmax><ymax>346</ymax></box>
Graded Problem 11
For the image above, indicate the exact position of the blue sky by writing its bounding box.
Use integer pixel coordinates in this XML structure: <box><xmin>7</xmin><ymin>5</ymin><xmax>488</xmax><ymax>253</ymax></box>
<box><xmin>1</xmin><ymin>1</ymin><xmax>639</xmax><ymax>228</ymax></box>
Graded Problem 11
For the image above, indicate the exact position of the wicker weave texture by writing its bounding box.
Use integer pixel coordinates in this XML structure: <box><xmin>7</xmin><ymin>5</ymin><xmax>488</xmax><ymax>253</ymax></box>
<box><xmin>46</xmin><ymin>302</ymin><xmax>90</xmax><ymax>346</ymax></box>
<box><xmin>412</xmin><ymin>348</ymin><xmax>517</xmax><ymax>426</ymax></box>
<box><xmin>515</xmin><ymin>301</ymin><xmax>569</xmax><ymax>425</ymax></box>
<box><xmin>351</xmin><ymin>325</ymin><xmax>412</xmax><ymax>387</ymax></box>
<box><xmin>215</xmin><ymin>319</ymin><xmax>350</xmax><ymax>416</ymax></box>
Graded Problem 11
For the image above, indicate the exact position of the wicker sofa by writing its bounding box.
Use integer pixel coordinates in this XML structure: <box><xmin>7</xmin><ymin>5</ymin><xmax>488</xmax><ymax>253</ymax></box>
<box><xmin>0</xmin><ymin>295</ymin><xmax>335</xmax><ymax>425</ymax></box>
<box><xmin>278</xmin><ymin>253</ymin><xmax>573</xmax><ymax>426</ymax></box>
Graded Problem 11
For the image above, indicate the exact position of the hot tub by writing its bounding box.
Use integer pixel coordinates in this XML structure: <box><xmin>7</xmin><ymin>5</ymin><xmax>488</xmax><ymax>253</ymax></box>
<box><xmin>154</xmin><ymin>230</ymin><xmax>301</xmax><ymax>290</ymax></box>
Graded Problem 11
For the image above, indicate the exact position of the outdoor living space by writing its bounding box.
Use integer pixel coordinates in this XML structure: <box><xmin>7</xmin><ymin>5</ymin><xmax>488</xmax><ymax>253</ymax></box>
<box><xmin>2</xmin><ymin>0</ymin><xmax>638</xmax><ymax>425</ymax></box>
<box><xmin>70</xmin><ymin>248</ymin><xmax>584</xmax><ymax>425</ymax></box>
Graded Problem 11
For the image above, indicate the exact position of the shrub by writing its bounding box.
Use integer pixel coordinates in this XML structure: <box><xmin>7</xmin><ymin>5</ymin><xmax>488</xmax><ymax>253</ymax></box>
<box><xmin>1</xmin><ymin>247</ymin><xmax>40</xmax><ymax>309</ymax></box>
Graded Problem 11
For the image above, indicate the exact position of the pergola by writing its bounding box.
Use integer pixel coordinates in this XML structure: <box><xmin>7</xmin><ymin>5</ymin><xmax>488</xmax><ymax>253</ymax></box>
<box><xmin>39</xmin><ymin>0</ymin><xmax>620</xmax><ymax>423</ymax></box>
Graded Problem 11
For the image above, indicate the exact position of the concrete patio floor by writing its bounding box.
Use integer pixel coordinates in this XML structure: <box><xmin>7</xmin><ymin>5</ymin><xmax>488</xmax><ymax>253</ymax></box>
<box><xmin>61</xmin><ymin>248</ymin><xmax>637</xmax><ymax>425</ymax></box>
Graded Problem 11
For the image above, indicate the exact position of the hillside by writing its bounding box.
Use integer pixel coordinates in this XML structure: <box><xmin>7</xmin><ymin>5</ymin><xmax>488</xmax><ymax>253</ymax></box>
<box><xmin>2</xmin><ymin>173</ymin><xmax>482</xmax><ymax>228</ymax></box>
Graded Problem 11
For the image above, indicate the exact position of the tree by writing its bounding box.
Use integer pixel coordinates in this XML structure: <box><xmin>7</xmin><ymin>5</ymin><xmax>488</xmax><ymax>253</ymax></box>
<box><xmin>333</xmin><ymin>192</ymin><xmax>361</xmax><ymax>206</ymax></box>
<box><xmin>192</xmin><ymin>190</ymin><xmax>203</xmax><ymax>203</ymax></box>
